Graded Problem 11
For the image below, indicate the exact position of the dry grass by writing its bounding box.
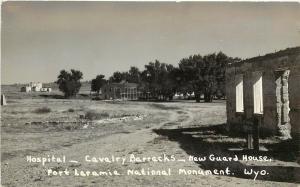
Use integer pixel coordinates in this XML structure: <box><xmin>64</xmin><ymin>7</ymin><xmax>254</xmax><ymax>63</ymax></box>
<box><xmin>84</xmin><ymin>110</ymin><xmax>110</xmax><ymax>120</ymax></box>
<box><xmin>33</xmin><ymin>107</ymin><xmax>51</xmax><ymax>114</ymax></box>
<box><xmin>152</xmin><ymin>135</ymin><xmax>169</xmax><ymax>144</ymax></box>
<box><xmin>150</xmin><ymin>103</ymin><xmax>180</xmax><ymax>110</ymax></box>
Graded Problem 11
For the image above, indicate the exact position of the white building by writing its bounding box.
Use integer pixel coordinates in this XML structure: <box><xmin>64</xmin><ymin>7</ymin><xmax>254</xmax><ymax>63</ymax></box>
<box><xmin>20</xmin><ymin>82</ymin><xmax>51</xmax><ymax>92</ymax></box>
<box><xmin>40</xmin><ymin>87</ymin><xmax>52</xmax><ymax>92</ymax></box>
<box><xmin>29</xmin><ymin>82</ymin><xmax>43</xmax><ymax>92</ymax></box>
<box><xmin>20</xmin><ymin>86</ymin><xmax>32</xmax><ymax>92</ymax></box>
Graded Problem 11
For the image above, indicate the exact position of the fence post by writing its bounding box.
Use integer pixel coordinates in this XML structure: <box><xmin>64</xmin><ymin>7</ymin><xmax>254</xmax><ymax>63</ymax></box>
<box><xmin>253</xmin><ymin>115</ymin><xmax>261</xmax><ymax>152</ymax></box>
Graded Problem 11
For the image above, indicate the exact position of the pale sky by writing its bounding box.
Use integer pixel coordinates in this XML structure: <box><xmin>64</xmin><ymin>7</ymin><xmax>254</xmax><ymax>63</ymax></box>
<box><xmin>2</xmin><ymin>2</ymin><xmax>300</xmax><ymax>84</ymax></box>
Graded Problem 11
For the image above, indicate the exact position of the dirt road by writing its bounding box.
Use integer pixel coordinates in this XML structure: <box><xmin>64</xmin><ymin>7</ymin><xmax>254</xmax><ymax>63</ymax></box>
<box><xmin>1</xmin><ymin>99</ymin><xmax>299</xmax><ymax>186</ymax></box>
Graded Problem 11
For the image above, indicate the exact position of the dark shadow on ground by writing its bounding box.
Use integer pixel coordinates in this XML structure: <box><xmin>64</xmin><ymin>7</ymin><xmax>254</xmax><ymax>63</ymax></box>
<box><xmin>39</xmin><ymin>94</ymin><xmax>91</xmax><ymax>100</ymax></box>
<box><xmin>264</xmin><ymin>139</ymin><xmax>299</xmax><ymax>162</ymax></box>
<box><xmin>39</xmin><ymin>94</ymin><xmax>65</xmax><ymax>99</ymax></box>
<box><xmin>153</xmin><ymin>124</ymin><xmax>300</xmax><ymax>183</ymax></box>
<box><xmin>132</xmin><ymin>99</ymin><xmax>226</xmax><ymax>104</ymax></box>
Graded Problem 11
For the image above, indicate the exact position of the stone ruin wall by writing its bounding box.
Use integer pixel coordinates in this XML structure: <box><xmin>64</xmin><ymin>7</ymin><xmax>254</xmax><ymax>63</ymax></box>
<box><xmin>226</xmin><ymin>47</ymin><xmax>300</xmax><ymax>141</ymax></box>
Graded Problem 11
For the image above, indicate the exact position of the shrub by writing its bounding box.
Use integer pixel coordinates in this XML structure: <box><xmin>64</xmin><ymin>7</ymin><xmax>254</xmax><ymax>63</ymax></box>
<box><xmin>34</xmin><ymin>107</ymin><xmax>51</xmax><ymax>114</ymax></box>
<box><xmin>84</xmin><ymin>111</ymin><xmax>109</xmax><ymax>120</ymax></box>
<box><xmin>92</xmin><ymin>96</ymin><xmax>102</xmax><ymax>101</ymax></box>
<box><xmin>68</xmin><ymin>108</ymin><xmax>75</xmax><ymax>112</ymax></box>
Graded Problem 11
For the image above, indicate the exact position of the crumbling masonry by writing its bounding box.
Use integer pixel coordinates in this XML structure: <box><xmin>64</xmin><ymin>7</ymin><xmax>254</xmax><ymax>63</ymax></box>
<box><xmin>226</xmin><ymin>47</ymin><xmax>300</xmax><ymax>152</ymax></box>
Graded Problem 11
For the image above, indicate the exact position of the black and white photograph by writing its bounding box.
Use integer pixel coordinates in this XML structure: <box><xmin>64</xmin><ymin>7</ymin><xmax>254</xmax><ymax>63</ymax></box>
<box><xmin>1</xmin><ymin>1</ymin><xmax>300</xmax><ymax>186</ymax></box>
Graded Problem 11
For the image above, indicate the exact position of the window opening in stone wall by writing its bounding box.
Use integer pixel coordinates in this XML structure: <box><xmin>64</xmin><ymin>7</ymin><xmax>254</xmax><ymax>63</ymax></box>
<box><xmin>253</xmin><ymin>71</ymin><xmax>263</xmax><ymax>114</ymax></box>
<box><xmin>235</xmin><ymin>74</ymin><xmax>244</xmax><ymax>112</ymax></box>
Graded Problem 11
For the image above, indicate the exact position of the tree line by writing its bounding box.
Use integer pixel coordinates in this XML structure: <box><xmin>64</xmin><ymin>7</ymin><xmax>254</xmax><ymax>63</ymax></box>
<box><xmin>56</xmin><ymin>52</ymin><xmax>240</xmax><ymax>102</ymax></box>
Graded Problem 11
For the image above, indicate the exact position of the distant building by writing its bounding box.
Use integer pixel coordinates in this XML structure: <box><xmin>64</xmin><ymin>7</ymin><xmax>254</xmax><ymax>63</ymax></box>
<box><xmin>173</xmin><ymin>92</ymin><xmax>195</xmax><ymax>100</ymax></box>
<box><xmin>29</xmin><ymin>82</ymin><xmax>43</xmax><ymax>92</ymax></box>
<box><xmin>101</xmin><ymin>81</ymin><xmax>140</xmax><ymax>100</ymax></box>
<box><xmin>20</xmin><ymin>82</ymin><xmax>51</xmax><ymax>92</ymax></box>
<box><xmin>20</xmin><ymin>86</ymin><xmax>32</xmax><ymax>92</ymax></box>
<box><xmin>40</xmin><ymin>87</ymin><xmax>52</xmax><ymax>92</ymax></box>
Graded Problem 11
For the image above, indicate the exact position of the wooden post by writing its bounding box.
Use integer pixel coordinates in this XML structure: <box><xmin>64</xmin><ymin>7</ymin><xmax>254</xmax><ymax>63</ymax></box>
<box><xmin>1</xmin><ymin>94</ymin><xmax>7</xmax><ymax>106</ymax></box>
<box><xmin>247</xmin><ymin>134</ymin><xmax>253</xmax><ymax>149</ymax></box>
<box><xmin>253</xmin><ymin>115</ymin><xmax>261</xmax><ymax>152</ymax></box>
<box><xmin>245</xmin><ymin>120</ymin><xmax>254</xmax><ymax>150</ymax></box>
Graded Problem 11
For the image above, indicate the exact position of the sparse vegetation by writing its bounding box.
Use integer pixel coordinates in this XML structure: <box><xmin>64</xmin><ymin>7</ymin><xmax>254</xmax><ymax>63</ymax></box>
<box><xmin>34</xmin><ymin>107</ymin><xmax>51</xmax><ymax>114</ymax></box>
<box><xmin>68</xmin><ymin>108</ymin><xmax>75</xmax><ymax>112</ymax></box>
<box><xmin>84</xmin><ymin>110</ymin><xmax>110</xmax><ymax>120</ymax></box>
<box><xmin>150</xmin><ymin>103</ymin><xmax>180</xmax><ymax>110</ymax></box>
<box><xmin>2</xmin><ymin>93</ymin><xmax>295</xmax><ymax>186</ymax></box>
<box><xmin>152</xmin><ymin>135</ymin><xmax>168</xmax><ymax>144</ymax></box>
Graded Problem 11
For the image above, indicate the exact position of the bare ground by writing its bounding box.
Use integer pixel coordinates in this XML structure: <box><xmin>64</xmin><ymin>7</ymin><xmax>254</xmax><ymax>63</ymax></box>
<box><xmin>1</xmin><ymin>97</ymin><xmax>300</xmax><ymax>187</ymax></box>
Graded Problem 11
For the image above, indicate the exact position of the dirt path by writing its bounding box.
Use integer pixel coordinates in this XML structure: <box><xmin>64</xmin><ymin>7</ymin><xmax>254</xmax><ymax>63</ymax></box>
<box><xmin>1</xmin><ymin>101</ymin><xmax>299</xmax><ymax>186</ymax></box>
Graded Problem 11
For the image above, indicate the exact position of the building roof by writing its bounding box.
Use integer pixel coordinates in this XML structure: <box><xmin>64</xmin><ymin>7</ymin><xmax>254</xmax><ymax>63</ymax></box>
<box><xmin>105</xmin><ymin>81</ymin><xmax>138</xmax><ymax>87</ymax></box>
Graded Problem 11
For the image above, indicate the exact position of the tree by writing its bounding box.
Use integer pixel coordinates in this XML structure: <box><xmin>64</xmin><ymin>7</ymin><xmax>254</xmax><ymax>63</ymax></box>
<box><xmin>109</xmin><ymin>71</ymin><xmax>128</xmax><ymax>83</ymax></box>
<box><xmin>141</xmin><ymin>60</ymin><xmax>176</xmax><ymax>100</ymax></box>
<box><xmin>56</xmin><ymin>69</ymin><xmax>83</xmax><ymax>98</ymax></box>
<box><xmin>178</xmin><ymin>54</ymin><xmax>203</xmax><ymax>102</ymax></box>
<box><xmin>214</xmin><ymin>52</ymin><xmax>241</xmax><ymax>99</ymax></box>
<box><xmin>178</xmin><ymin>52</ymin><xmax>240</xmax><ymax>102</ymax></box>
<box><xmin>161</xmin><ymin>64</ymin><xmax>178</xmax><ymax>100</ymax></box>
<box><xmin>127</xmin><ymin>66</ymin><xmax>141</xmax><ymax>83</ymax></box>
<box><xmin>91</xmin><ymin>74</ymin><xmax>106</xmax><ymax>94</ymax></box>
